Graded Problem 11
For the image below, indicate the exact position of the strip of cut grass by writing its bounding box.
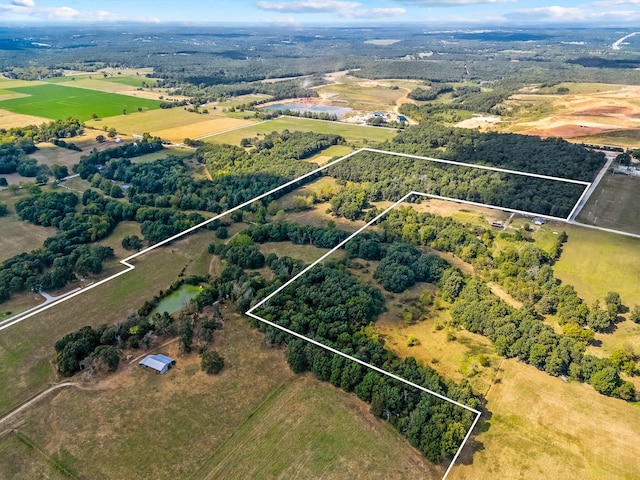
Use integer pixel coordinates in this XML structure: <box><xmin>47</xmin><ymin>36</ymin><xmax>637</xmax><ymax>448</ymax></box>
<box><xmin>0</xmin><ymin>84</ymin><xmax>162</xmax><ymax>121</ymax></box>
<box><xmin>577</xmin><ymin>173</ymin><xmax>640</xmax><ymax>234</ymax></box>
<box><xmin>193</xmin><ymin>375</ymin><xmax>440</xmax><ymax>480</ymax></box>
<box><xmin>206</xmin><ymin>116</ymin><xmax>396</xmax><ymax>147</ymax></box>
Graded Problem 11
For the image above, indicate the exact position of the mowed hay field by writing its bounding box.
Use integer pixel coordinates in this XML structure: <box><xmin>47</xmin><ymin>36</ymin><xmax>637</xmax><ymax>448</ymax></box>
<box><xmin>450</xmin><ymin>359</ymin><xmax>640</xmax><ymax>480</ymax></box>
<box><xmin>206</xmin><ymin>116</ymin><xmax>397</xmax><ymax>146</ymax></box>
<box><xmin>87</xmin><ymin>108</ymin><xmax>255</xmax><ymax>142</ymax></box>
<box><xmin>194</xmin><ymin>374</ymin><xmax>440</xmax><ymax>480</ymax></box>
<box><xmin>577</xmin><ymin>173</ymin><xmax>640</xmax><ymax>235</ymax></box>
<box><xmin>554</xmin><ymin>222</ymin><xmax>640</xmax><ymax>305</ymax></box>
<box><xmin>0</xmin><ymin>108</ymin><xmax>49</xmax><ymax>128</ymax></box>
<box><xmin>0</xmin><ymin>84</ymin><xmax>162</xmax><ymax>121</ymax></box>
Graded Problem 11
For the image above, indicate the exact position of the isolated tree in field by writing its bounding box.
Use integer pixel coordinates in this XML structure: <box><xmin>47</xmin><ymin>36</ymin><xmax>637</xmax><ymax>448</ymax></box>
<box><xmin>0</xmin><ymin>177</ymin><xmax>7</xmax><ymax>187</ymax></box>
<box><xmin>201</xmin><ymin>349</ymin><xmax>224</xmax><ymax>374</ymax></box>
<box><xmin>630</xmin><ymin>305</ymin><xmax>640</xmax><ymax>324</ymax></box>
<box><xmin>50</xmin><ymin>164</ymin><xmax>68</xmax><ymax>180</ymax></box>
<box><xmin>91</xmin><ymin>113</ymin><xmax>98</xmax><ymax>120</ymax></box>
<box><xmin>0</xmin><ymin>202</ymin><xmax>7</xmax><ymax>216</ymax></box>
<box><xmin>95</xmin><ymin>134</ymin><xmax>106</xmax><ymax>143</ymax></box>
<box><xmin>586</xmin><ymin>300</ymin><xmax>614</xmax><ymax>332</ymax></box>
<box><xmin>121</xmin><ymin>235</ymin><xmax>142</xmax><ymax>251</ymax></box>
<box><xmin>122</xmin><ymin>108</ymin><xmax>127</xmax><ymax>115</ymax></box>
<box><xmin>137</xmin><ymin>107</ymin><xmax>143</xmax><ymax>113</ymax></box>
<box><xmin>107</xmin><ymin>128</ymin><xmax>117</xmax><ymax>138</ymax></box>
<box><xmin>216</xmin><ymin>226</ymin><xmax>228</xmax><ymax>239</ymax></box>
<box><xmin>605</xmin><ymin>291</ymin><xmax>622</xmax><ymax>315</ymax></box>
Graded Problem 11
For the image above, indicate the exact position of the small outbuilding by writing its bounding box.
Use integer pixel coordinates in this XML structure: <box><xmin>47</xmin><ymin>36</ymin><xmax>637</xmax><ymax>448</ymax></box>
<box><xmin>139</xmin><ymin>354</ymin><xmax>176</xmax><ymax>374</ymax></box>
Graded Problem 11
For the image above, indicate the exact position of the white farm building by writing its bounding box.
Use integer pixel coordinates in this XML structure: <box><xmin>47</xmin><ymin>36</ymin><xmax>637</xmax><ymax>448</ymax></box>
<box><xmin>139</xmin><ymin>354</ymin><xmax>176</xmax><ymax>374</ymax></box>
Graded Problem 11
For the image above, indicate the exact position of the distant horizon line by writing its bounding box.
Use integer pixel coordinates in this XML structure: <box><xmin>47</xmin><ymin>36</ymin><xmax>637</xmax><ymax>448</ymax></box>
<box><xmin>0</xmin><ymin>22</ymin><xmax>635</xmax><ymax>30</ymax></box>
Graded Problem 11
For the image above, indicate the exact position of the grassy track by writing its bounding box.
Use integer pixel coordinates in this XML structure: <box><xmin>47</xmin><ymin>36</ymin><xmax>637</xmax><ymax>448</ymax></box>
<box><xmin>206</xmin><ymin>116</ymin><xmax>396</xmax><ymax>146</ymax></box>
<box><xmin>0</xmin><ymin>84</ymin><xmax>162</xmax><ymax>121</ymax></box>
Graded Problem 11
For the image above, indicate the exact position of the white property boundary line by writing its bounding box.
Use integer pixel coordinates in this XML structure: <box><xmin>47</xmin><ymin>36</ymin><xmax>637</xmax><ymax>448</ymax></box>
<box><xmin>0</xmin><ymin>147</ymin><xmax>600</xmax><ymax>476</ymax></box>
<box><xmin>246</xmin><ymin>191</ymin><xmax>482</xmax><ymax>480</ymax></box>
<box><xmin>0</xmin><ymin>147</ymin><xmax>588</xmax><ymax>331</ymax></box>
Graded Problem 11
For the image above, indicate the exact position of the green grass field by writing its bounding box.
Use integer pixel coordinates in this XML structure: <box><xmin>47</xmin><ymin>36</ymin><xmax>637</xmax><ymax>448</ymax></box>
<box><xmin>193</xmin><ymin>375</ymin><xmax>439</xmax><ymax>480</ymax></box>
<box><xmin>577</xmin><ymin>173</ymin><xmax>640</xmax><ymax>235</ymax></box>
<box><xmin>0</xmin><ymin>84</ymin><xmax>162</xmax><ymax>121</ymax></box>
<box><xmin>206</xmin><ymin>116</ymin><xmax>397</xmax><ymax>147</ymax></box>
<box><xmin>553</xmin><ymin>223</ymin><xmax>640</xmax><ymax>306</ymax></box>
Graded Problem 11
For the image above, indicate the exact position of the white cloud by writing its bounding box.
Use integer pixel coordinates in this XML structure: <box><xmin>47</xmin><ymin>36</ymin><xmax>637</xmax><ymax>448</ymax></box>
<box><xmin>393</xmin><ymin>0</ymin><xmax>513</xmax><ymax>5</ymax></box>
<box><xmin>256</xmin><ymin>0</ymin><xmax>405</xmax><ymax>18</ymax></box>
<box><xmin>0</xmin><ymin>0</ymin><xmax>156</xmax><ymax>22</ymax></box>
<box><xmin>504</xmin><ymin>5</ymin><xmax>640</xmax><ymax>22</ymax></box>
<box><xmin>11</xmin><ymin>0</ymin><xmax>35</xmax><ymax>7</ymax></box>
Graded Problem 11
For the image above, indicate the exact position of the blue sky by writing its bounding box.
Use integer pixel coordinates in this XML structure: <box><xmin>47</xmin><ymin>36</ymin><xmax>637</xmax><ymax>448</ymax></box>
<box><xmin>1</xmin><ymin>0</ymin><xmax>639</xmax><ymax>26</ymax></box>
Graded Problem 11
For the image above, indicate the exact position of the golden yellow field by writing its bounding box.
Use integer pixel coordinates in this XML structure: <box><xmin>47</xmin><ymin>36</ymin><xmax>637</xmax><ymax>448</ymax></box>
<box><xmin>0</xmin><ymin>109</ymin><xmax>49</xmax><ymax>128</ymax></box>
<box><xmin>155</xmin><ymin>117</ymin><xmax>256</xmax><ymax>142</ymax></box>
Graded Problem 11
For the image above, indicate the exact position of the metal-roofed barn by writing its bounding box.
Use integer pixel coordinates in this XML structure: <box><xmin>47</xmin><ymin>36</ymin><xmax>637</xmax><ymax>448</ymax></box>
<box><xmin>139</xmin><ymin>354</ymin><xmax>176</xmax><ymax>374</ymax></box>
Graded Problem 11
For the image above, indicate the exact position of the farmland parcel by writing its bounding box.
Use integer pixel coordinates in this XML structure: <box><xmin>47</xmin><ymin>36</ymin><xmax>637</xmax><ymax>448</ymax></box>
<box><xmin>0</xmin><ymin>84</ymin><xmax>162</xmax><ymax>121</ymax></box>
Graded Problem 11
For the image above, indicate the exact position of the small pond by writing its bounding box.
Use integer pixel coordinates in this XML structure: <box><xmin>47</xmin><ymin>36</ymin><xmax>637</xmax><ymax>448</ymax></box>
<box><xmin>151</xmin><ymin>284</ymin><xmax>203</xmax><ymax>316</ymax></box>
<box><xmin>261</xmin><ymin>103</ymin><xmax>352</xmax><ymax>118</ymax></box>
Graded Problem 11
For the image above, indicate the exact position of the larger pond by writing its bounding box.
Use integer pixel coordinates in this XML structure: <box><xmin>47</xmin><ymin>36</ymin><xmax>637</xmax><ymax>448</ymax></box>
<box><xmin>151</xmin><ymin>284</ymin><xmax>203</xmax><ymax>316</ymax></box>
<box><xmin>262</xmin><ymin>103</ymin><xmax>352</xmax><ymax>118</ymax></box>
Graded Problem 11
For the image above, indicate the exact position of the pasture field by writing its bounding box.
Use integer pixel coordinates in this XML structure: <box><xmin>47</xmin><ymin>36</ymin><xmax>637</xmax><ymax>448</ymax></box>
<box><xmin>86</xmin><ymin>107</ymin><xmax>210</xmax><ymax>135</ymax></box>
<box><xmin>0</xmin><ymin>229</ymin><xmax>216</xmax><ymax>417</ymax></box>
<box><xmin>0</xmin><ymin>432</ymin><xmax>69</xmax><ymax>480</ymax></box>
<box><xmin>29</xmin><ymin>127</ymin><xmax>118</xmax><ymax>170</ymax></box>
<box><xmin>0</xmin><ymin>190</ymin><xmax>56</xmax><ymax>263</ymax></box>
<box><xmin>554</xmin><ymin>222</ymin><xmax>640</xmax><ymax>306</ymax></box>
<box><xmin>450</xmin><ymin>359</ymin><xmax>640</xmax><ymax>480</ymax></box>
<box><xmin>193</xmin><ymin>374</ymin><xmax>439</xmax><ymax>480</ymax></box>
<box><xmin>6</xmin><ymin>313</ymin><xmax>295</xmax><ymax>479</ymax></box>
<box><xmin>214</xmin><ymin>93</ymin><xmax>271</xmax><ymax>108</ymax></box>
<box><xmin>160</xmin><ymin>117</ymin><xmax>256</xmax><ymax>142</ymax></box>
<box><xmin>577</xmin><ymin>173</ymin><xmax>640</xmax><ymax>234</ymax></box>
<box><xmin>0</xmin><ymin>108</ymin><xmax>49</xmax><ymax>129</ymax></box>
<box><xmin>129</xmin><ymin>147</ymin><xmax>194</xmax><ymax>164</ymax></box>
<box><xmin>0</xmin><ymin>78</ymin><xmax>42</xmax><ymax>89</ymax></box>
<box><xmin>205</xmin><ymin>116</ymin><xmax>396</xmax><ymax>146</ymax></box>
<box><xmin>0</xmin><ymin>84</ymin><xmax>162</xmax><ymax>121</ymax></box>
<box><xmin>256</xmin><ymin>242</ymin><xmax>334</xmax><ymax>266</ymax></box>
<box><xmin>52</xmin><ymin>77</ymin><xmax>136</xmax><ymax>93</ymax></box>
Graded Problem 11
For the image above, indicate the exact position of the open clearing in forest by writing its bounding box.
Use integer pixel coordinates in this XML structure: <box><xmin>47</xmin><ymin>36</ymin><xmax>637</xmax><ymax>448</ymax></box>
<box><xmin>204</xmin><ymin>116</ymin><xmax>397</xmax><ymax>146</ymax></box>
<box><xmin>0</xmin><ymin>84</ymin><xmax>162</xmax><ymax>121</ymax></box>
<box><xmin>193</xmin><ymin>374</ymin><xmax>439</xmax><ymax>480</ymax></box>
<box><xmin>576</xmin><ymin>173</ymin><xmax>640</xmax><ymax>235</ymax></box>
<box><xmin>0</xmin><ymin>190</ymin><xmax>56</xmax><ymax>263</ymax></box>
